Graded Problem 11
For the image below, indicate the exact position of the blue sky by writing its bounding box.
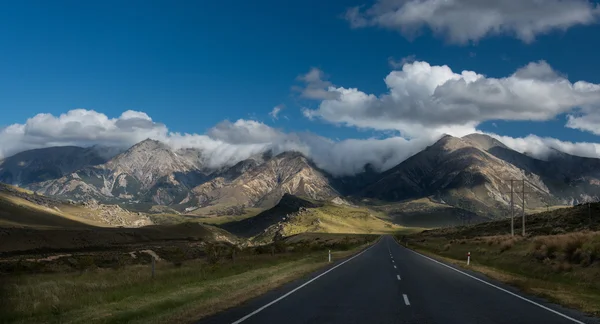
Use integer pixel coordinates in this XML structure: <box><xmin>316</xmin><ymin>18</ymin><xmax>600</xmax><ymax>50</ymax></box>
<box><xmin>2</xmin><ymin>0</ymin><xmax>600</xmax><ymax>173</ymax></box>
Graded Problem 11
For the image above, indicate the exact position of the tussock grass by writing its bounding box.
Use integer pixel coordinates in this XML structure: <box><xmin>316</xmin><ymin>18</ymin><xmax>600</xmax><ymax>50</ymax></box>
<box><xmin>530</xmin><ymin>232</ymin><xmax>600</xmax><ymax>266</ymax></box>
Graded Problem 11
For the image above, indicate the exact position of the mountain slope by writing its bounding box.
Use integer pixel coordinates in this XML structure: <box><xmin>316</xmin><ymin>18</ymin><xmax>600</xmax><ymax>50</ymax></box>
<box><xmin>28</xmin><ymin>139</ymin><xmax>212</xmax><ymax>205</ymax></box>
<box><xmin>0</xmin><ymin>183</ymin><xmax>151</xmax><ymax>228</ymax></box>
<box><xmin>221</xmin><ymin>194</ymin><xmax>401</xmax><ymax>241</ymax></box>
<box><xmin>220</xmin><ymin>193</ymin><xmax>319</xmax><ymax>237</ymax></box>
<box><xmin>361</xmin><ymin>134</ymin><xmax>600</xmax><ymax>218</ymax></box>
<box><xmin>360</xmin><ymin>135</ymin><xmax>556</xmax><ymax>217</ymax></box>
<box><xmin>0</xmin><ymin>146</ymin><xmax>116</xmax><ymax>186</ymax></box>
<box><xmin>192</xmin><ymin>151</ymin><xmax>338</xmax><ymax>210</ymax></box>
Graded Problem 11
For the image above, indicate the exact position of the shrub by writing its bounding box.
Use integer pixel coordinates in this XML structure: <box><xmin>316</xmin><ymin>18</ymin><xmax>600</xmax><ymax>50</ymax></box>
<box><xmin>273</xmin><ymin>239</ymin><xmax>287</xmax><ymax>253</ymax></box>
<box><xmin>530</xmin><ymin>232</ymin><xmax>600</xmax><ymax>265</ymax></box>
<box><xmin>499</xmin><ymin>240</ymin><xmax>514</xmax><ymax>253</ymax></box>
<box><xmin>204</xmin><ymin>244</ymin><xmax>219</xmax><ymax>265</ymax></box>
<box><xmin>77</xmin><ymin>256</ymin><xmax>95</xmax><ymax>273</ymax></box>
<box><xmin>552</xmin><ymin>261</ymin><xmax>572</xmax><ymax>273</ymax></box>
<box><xmin>169</xmin><ymin>247</ymin><xmax>186</xmax><ymax>267</ymax></box>
<box><xmin>442</xmin><ymin>244</ymin><xmax>451</xmax><ymax>252</ymax></box>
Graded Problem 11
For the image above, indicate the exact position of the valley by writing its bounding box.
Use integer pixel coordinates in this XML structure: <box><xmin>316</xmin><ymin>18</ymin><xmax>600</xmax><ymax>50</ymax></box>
<box><xmin>1</xmin><ymin>133</ymin><xmax>599</xmax><ymax>323</ymax></box>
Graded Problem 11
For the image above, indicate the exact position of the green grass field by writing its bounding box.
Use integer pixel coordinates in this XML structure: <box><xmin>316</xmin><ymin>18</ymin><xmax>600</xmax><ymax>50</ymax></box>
<box><xmin>1</xmin><ymin>237</ymin><xmax>377</xmax><ymax>324</ymax></box>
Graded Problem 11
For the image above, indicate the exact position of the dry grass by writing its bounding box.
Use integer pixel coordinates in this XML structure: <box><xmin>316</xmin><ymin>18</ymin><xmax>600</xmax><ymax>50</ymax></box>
<box><xmin>280</xmin><ymin>203</ymin><xmax>402</xmax><ymax>236</ymax></box>
<box><xmin>1</xmin><ymin>242</ymin><xmax>374</xmax><ymax>324</ymax></box>
<box><xmin>412</xmin><ymin>247</ymin><xmax>600</xmax><ymax>316</ymax></box>
<box><xmin>530</xmin><ymin>232</ymin><xmax>600</xmax><ymax>266</ymax></box>
<box><xmin>404</xmin><ymin>232</ymin><xmax>600</xmax><ymax>317</ymax></box>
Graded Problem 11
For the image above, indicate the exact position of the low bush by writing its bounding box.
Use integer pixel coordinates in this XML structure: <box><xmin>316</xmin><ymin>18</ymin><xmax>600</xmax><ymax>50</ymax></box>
<box><xmin>530</xmin><ymin>232</ymin><xmax>600</xmax><ymax>266</ymax></box>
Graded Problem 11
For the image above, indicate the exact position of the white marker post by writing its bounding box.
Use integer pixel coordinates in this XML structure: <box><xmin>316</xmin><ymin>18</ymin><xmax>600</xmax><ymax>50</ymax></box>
<box><xmin>467</xmin><ymin>252</ymin><xmax>471</xmax><ymax>266</ymax></box>
<box><xmin>328</xmin><ymin>250</ymin><xmax>331</xmax><ymax>263</ymax></box>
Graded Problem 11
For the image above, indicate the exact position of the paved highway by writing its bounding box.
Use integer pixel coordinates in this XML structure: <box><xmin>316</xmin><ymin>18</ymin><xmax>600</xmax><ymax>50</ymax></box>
<box><xmin>198</xmin><ymin>236</ymin><xmax>599</xmax><ymax>324</ymax></box>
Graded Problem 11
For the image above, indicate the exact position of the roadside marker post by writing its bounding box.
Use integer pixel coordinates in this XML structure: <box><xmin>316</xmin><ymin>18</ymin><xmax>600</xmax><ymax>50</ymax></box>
<box><xmin>328</xmin><ymin>250</ymin><xmax>331</xmax><ymax>263</ymax></box>
<box><xmin>151</xmin><ymin>257</ymin><xmax>155</xmax><ymax>279</ymax></box>
<box><xmin>467</xmin><ymin>252</ymin><xmax>471</xmax><ymax>266</ymax></box>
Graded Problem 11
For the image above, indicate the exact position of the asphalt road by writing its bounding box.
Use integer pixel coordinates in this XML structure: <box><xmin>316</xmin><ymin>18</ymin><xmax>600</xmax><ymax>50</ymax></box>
<box><xmin>197</xmin><ymin>236</ymin><xmax>599</xmax><ymax>324</ymax></box>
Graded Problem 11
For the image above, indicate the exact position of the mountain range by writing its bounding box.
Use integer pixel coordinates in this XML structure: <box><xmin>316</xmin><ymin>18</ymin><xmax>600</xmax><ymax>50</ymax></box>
<box><xmin>2</xmin><ymin>133</ymin><xmax>599</xmax><ymax>224</ymax></box>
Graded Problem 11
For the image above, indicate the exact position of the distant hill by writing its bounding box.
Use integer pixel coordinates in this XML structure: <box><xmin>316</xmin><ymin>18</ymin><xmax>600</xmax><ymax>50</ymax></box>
<box><xmin>0</xmin><ymin>183</ymin><xmax>151</xmax><ymax>228</ymax></box>
<box><xmin>221</xmin><ymin>194</ymin><xmax>402</xmax><ymax>241</ymax></box>
<box><xmin>419</xmin><ymin>202</ymin><xmax>599</xmax><ymax>239</ymax></box>
<box><xmin>220</xmin><ymin>193</ymin><xmax>320</xmax><ymax>238</ymax></box>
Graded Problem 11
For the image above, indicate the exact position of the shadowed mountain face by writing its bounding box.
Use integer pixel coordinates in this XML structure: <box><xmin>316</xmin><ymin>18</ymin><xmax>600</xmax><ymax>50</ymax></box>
<box><xmin>220</xmin><ymin>193</ymin><xmax>319</xmax><ymax>237</ymax></box>
<box><xmin>0</xmin><ymin>146</ymin><xmax>119</xmax><ymax>186</ymax></box>
<box><xmin>4</xmin><ymin>134</ymin><xmax>600</xmax><ymax>220</ymax></box>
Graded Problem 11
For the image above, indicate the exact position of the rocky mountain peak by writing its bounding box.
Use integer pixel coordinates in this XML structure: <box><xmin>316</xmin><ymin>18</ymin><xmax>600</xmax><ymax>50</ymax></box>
<box><xmin>429</xmin><ymin>135</ymin><xmax>471</xmax><ymax>152</ymax></box>
<box><xmin>105</xmin><ymin>139</ymin><xmax>197</xmax><ymax>188</ymax></box>
<box><xmin>462</xmin><ymin>133</ymin><xmax>508</xmax><ymax>151</ymax></box>
<box><xmin>274</xmin><ymin>151</ymin><xmax>306</xmax><ymax>160</ymax></box>
<box><xmin>125</xmin><ymin>138</ymin><xmax>169</xmax><ymax>153</ymax></box>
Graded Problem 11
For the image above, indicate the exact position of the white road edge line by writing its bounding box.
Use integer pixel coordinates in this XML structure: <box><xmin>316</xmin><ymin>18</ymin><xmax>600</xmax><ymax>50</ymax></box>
<box><xmin>403</xmin><ymin>294</ymin><xmax>410</xmax><ymax>306</ymax></box>
<box><xmin>403</xmin><ymin>246</ymin><xmax>585</xmax><ymax>324</ymax></box>
<box><xmin>397</xmin><ymin>274</ymin><xmax>401</xmax><ymax>280</ymax></box>
<box><xmin>230</xmin><ymin>241</ymin><xmax>379</xmax><ymax>324</ymax></box>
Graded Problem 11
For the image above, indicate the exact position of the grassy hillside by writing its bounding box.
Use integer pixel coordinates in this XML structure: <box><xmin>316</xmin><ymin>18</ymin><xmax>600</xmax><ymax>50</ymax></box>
<box><xmin>0</xmin><ymin>183</ymin><xmax>153</xmax><ymax>228</ymax></box>
<box><xmin>401</xmin><ymin>202</ymin><xmax>600</xmax><ymax>316</ymax></box>
<box><xmin>421</xmin><ymin>202</ymin><xmax>599</xmax><ymax>238</ymax></box>
<box><xmin>281</xmin><ymin>203</ymin><xmax>401</xmax><ymax>236</ymax></box>
<box><xmin>0</xmin><ymin>187</ymin><xmax>102</xmax><ymax>228</ymax></box>
<box><xmin>218</xmin><ymin>194</ymin><xmax>405</xmax><ymax>242</ymax></box>
<box><xmin>366</xmin><ymin>197</ymin><xmax>490</xmax><ymax>228</ymax></box>
<box><xmin>147</xmin><ymin>207</ymin><xmax>264</xmax><ymax>226</ymax></box>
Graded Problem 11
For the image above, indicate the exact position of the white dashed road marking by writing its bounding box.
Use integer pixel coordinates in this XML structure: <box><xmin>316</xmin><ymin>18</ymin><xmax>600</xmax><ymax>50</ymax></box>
<box><xmin>397</xmin><ymin>274</ymin><xmax>401</xmax><ymax>280</ymax></box>
<box><xmin>403</xmin><ymin>294</ymin><xmax>410</xmax><ymax>306</ymax></box>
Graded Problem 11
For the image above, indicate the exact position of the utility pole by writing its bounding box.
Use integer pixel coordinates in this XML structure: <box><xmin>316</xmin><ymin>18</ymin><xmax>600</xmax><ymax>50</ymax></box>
<box><xmin>522</xmin><ymin>179</ymin><xmax>526</xmax><ymax>236</ymax></box>
<box><xmin>510</xmin><ymin>180</ymin><xmax>514</xmax><ymax>236</ymax></box>
<box><xmin>590</xmin><ymin>202</ymin><xmax>592</xmax><ymax>228</ymax></box>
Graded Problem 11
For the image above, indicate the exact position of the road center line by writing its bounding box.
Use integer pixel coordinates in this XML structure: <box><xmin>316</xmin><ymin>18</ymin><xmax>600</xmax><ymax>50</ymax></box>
<box><xmin>402</xmin><ymin>244</ymin><xmax>585</xmax><ymax>324</ymax></box>
<box><xmin>230</xmin><ymin>241</ymin><xmax>379</xmax><ymax>324</ymax></box>
<box><xmin>403</xmin><ymin>294</ymin><xmax>410</xmax><ymax>306</ymax></box>
<box><xmin>393</xmin><ymin>265</ymin><xmax>397</xmax><ymax>269</ymax></box>
<box><xmin>397</xmin><ymin>274</ymin><xmax>401</xmax><ymax>280</ymax></box>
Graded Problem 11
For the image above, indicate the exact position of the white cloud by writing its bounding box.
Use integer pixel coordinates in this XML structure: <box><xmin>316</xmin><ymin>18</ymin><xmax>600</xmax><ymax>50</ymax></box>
<box><xmin>488</xmin><ymin>133</ymin><xmax>600</xmax><ymax>160</ymax></box>
<box><xmin>0</xmin><ymin>108</ymin><xmax>431</xmax><ymax>175</ymax></box>
<box><xmin>303</xmin><ymin>60</ymin><xmax>600</xmax><ymax>137</ymax></box>
<box><xmin>269</xmin><ymin>104</ymin><xmax>285</xmax><ymax>119</ymax></box>
<box><xmin>345</xmin><ymin>0</ymin><xmax>600</xmax><ymax>43</ymax></box>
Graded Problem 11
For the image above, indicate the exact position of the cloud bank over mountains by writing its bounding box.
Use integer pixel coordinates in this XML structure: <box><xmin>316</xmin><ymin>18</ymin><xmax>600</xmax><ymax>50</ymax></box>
<box><xmin>2</xmin><ymin>59</ymin><xmax>600</xmax><ymax>175</ymax></box>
